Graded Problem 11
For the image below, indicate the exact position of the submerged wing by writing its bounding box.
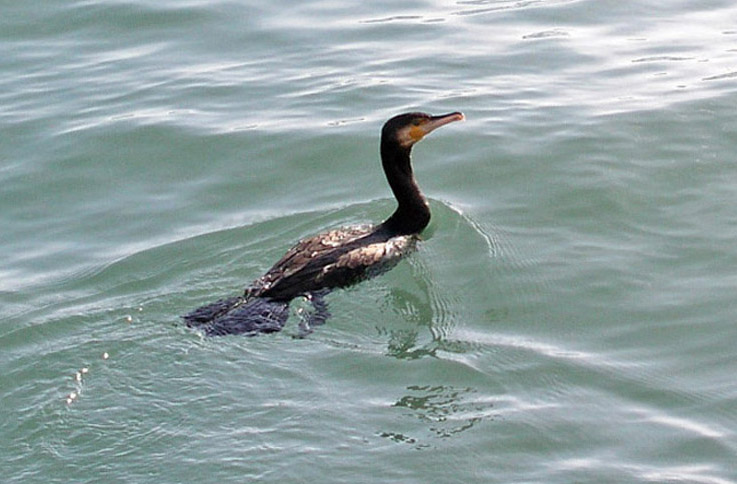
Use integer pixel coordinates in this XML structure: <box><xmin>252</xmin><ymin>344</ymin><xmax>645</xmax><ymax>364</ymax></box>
<box><xmin>183</xmin><ymin>296</ymin><xmax>244</xmax><ymax>326</ymax></box>
<box><xmin>204</xmin><ymin>298</ymin><xmax>290</xmax><ymax>336</ymax></box>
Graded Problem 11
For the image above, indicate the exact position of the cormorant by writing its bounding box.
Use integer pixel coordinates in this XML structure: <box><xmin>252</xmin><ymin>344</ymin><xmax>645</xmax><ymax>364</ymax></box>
<box><xmin>184</xmin><ymin>111</ymin><xmax>464</xmax><ymax>336</ymax></box>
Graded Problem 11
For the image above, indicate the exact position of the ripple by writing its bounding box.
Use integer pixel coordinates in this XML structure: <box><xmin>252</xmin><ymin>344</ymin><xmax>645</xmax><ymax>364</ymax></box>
<box><xmin>379</xmin><ymin>384</ymin><xmax>497</xmax><ymax>448</ymax></box>
<box><xmin>523</xmin><ymin>29</ymin><xmax>570</xmax><ymax>40</ymax></box>
<box><xmin>360</xmin><ymin>15</ymin><xmax>423</xmax><ymax>24</ymax></box>
<box><xmin>631</xmin><ymin>55</ymin><xmax>694</xmax><ymax>63</ymax></box>
<box><xmin>454</xmin><ymin>0</ymin><xmax>578</xmax><ymax>16</ymax></box>
<box><xmin>702</xmin><ymin>71</ymin><xmax>737</xmax><ymax>81</ymax></box>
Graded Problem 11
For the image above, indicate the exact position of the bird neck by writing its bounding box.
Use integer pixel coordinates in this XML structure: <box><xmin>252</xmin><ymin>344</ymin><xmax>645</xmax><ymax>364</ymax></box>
<box><xmin>379</xmin><ymin>141</ymin><xmax>430</xmax><ymax>235</ymax></box>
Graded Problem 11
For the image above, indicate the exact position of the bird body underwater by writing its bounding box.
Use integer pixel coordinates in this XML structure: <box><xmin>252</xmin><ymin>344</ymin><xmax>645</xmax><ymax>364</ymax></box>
<box><xmin>184</xmin><ymin>111</ymin><xmax>464</xmax><ymax>336</ymax></box>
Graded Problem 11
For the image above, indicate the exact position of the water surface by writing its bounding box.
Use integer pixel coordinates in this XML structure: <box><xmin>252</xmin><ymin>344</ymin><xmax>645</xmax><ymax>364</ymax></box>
<box><xmin>2</xmin><ymin>0</ymin><xmax>737</xmax><ymax>482</ymax></box>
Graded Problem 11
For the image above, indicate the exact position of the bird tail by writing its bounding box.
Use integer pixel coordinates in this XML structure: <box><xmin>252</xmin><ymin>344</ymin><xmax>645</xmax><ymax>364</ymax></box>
<box><xmin>183</xmin><ymin>296</ymin><xmax>290</xmax><ymax>336</ymax></box>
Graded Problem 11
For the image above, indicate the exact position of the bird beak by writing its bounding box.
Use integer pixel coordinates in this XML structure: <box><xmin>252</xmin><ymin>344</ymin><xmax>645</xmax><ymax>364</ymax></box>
<box><xmin>422</xmin><ymin>112</ymin><xmax>465</xmax><ymax>135</ymax></box>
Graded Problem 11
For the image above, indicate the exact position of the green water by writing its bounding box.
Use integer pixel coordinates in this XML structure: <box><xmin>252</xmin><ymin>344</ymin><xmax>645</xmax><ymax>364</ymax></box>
<box><xmin>2</xmin><ymin>0</ymin><xmax>737</xmax><ymax>482</ymax></box>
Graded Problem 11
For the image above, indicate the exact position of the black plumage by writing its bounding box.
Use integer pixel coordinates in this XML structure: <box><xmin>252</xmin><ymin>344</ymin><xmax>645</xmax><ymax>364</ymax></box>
<box><xmin>184</xmin><ymin>111</ymin><xmax>464</xmax><ymax>336</ymax></box>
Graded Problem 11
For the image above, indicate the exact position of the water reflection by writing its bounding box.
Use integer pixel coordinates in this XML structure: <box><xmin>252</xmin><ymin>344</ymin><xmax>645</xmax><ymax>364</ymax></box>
<box><xmin>376</xmin><ymin>202</ymin><xmax>506</xmax><ymax>360</ymax></box>
<box><xmin>380</xmin><ymin>385</ymin><xmax>496</xmax><ymax>448</ymax></box>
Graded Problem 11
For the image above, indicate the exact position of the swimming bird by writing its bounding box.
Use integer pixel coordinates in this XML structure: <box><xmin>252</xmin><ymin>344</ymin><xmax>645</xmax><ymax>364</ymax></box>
<box><xmin>184</xmin><ymin>111</ymin><xmax>464</xmax><ymax>336</ymax></box>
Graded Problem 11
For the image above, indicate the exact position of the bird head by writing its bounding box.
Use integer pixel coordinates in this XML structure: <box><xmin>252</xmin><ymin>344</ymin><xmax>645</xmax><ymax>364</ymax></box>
<box><xmin>382</xmin><ymin>111</ymin><xmax>464</xmax><ymax>149</ymax></box>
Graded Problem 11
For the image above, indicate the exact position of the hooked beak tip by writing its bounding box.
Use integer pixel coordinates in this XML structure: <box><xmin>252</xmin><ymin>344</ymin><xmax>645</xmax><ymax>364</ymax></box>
<box><xmin>424</xmin><ymin>111</ymin><xmax>465</xmax><ymax>134</ymax></box>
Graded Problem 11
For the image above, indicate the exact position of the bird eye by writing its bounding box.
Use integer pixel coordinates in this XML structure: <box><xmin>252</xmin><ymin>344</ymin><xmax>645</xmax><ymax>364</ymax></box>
<box><xmin>412</xmin><ymin>120</ymin><xmax>421</xmax><ymax>126</ymax></box>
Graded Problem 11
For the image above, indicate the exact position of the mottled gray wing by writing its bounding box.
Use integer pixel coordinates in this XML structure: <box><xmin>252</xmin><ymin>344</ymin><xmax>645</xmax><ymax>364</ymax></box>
<box><xmin>249</xmin><ymin>226</ymin><xmax>375</xmax><ymax>297</ymax></box>
<box><xmin>316</xmin><ymin>235</ymin><xmax>417</xmax><ymax>288</ymax></box>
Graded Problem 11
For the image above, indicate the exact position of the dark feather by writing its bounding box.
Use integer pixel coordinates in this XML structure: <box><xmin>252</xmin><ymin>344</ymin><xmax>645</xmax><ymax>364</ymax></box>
<box><xmin>203</xmin><ymin>298</ymin><xmax>290</xmax><ymax>336</ymax></box>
